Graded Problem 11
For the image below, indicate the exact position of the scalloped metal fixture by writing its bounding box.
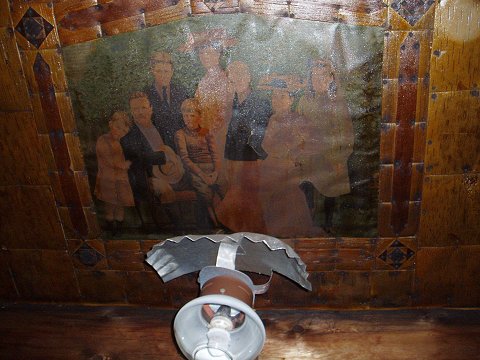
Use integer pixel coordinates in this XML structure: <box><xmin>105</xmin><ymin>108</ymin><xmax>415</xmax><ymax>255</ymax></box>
<box><xmin>146</xmin><ymin>232</ymin><xmax>312</xmax><ymax>359</ymax></box>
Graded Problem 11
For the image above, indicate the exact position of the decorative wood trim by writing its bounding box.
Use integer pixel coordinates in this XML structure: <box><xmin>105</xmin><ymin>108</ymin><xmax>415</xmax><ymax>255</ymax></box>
<box><xmin>33</xmin><ymin>53</ymin><xmax>89</xmax><ymax>239</ymax></box>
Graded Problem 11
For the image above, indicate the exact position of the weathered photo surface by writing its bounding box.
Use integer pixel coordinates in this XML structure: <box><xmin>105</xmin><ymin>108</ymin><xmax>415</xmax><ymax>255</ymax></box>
<box><xmin>63</xmin><ymin>14</ymin><xmax>383</xmax><ymax>239</ymax></box>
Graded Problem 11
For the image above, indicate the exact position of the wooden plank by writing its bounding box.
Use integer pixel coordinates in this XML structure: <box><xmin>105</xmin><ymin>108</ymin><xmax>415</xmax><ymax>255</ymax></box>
<box><xmin>390</xmin><ymin>31</ymin><xmax>420</xmax><ymax>235</ymax></box>
<box><xmin>378</xmin><ymin>164</ymin><xmax>393</xmax><ymax>202</ymax></box>
<box><xmin>1</xmin><ymin>305</ymin><xmax>480</xmax><ymax>360</ymax></box>
<box><xmin>294</xmin><ymin>248</ymin><xmax>337</xmax><ymax>271</ymax></box>
<box><xmin>144</xmin><ymin>0</ymin><xmax>189</xmax><ymax>27</ymax></box>
<box><xmin>56</xmin><ymin>92</ymin><xmax>77</xmax><ymax>132</ymax></box>
<box><xmin>293</xmin><ymin>238</ymin><xmax>335</xmax><ymax>271</ymax></box>
<box><xmin>0</xmin><ymin>186</ymin><xmax>66</xmax><ymax>250</ymax></box>
<box><xmin>335</xmin><ymin>238</ymin><xmax>375</xmax><ymax>271</ymax></box>
<box><xmin>104</xmin><ymin>240</ymin><xmax>145</xmax><ymax>271</ymax></box>
<box><xmin>191</xmin><ymin>0</ymin><xmax>239</xmax><ymax>15</ymax></box>
<box><xmin>239</xmin><ymin>0</ymin><xmax>289</xmax><ymax>17</ymax></box>
<box><xmin>55</xmin><ymin>0</ymin><xmax>185</xmax><ymax>43</ymax></box>
<box><xmin>381</xmin><ymin>79</ymin><xmax>398</xmax><ymax>124</ymax></box>
<box><xmin>125</xmin><ymin>271</ymin><xmax>172</xmax><ymax>306</ymax></box>
<box><xmin>0</xmin><ymin>27</ymin><xmax>31</xmax><ymax>111</ymax></box>
<box><xmin>100</xmin><ymin>13</ymin><xmax>146</xmax><ymax>36</ymax></box>
<box><xmin>164</xmin><ymin>272</ymin><xmax>200</xmax><ymax>307</ymax></box>
<box><xmin>382</xmin><ymin>31</ymin><xmax>406</xmax><ymax>80</ymax></box>
<box><xmin>57</xmin><ymin>0</ymin><xmax>176</xmax><ymax>29</ymax></box>
<box><xmin>21</xmin><ymin>49</ymin><xmax>68</xmax><ymax>94</ymax></box>
<box><xmin>426</xmin><ymin>133</ymin><xmax>480</xmax><ymax>175</ymax></box>
<box><xmin>418</xmin><ymin>175</ymin><xmax>480</xmax><ymax>246</ymax></box>
<box><xmin>311</xmin><ymin>271</ymin><xmax>371</xmax><ymax>308</ymax></box>
<box><xmin>288</xmin><ymin>0</ymin><xmax>387</xmax><ymax>26</ymax></box>
<box><xmin>76</xmin><ymin>270</ymin><xmax>128</xmax><ymax>303</ymax></box>
<box><xmin>0</xmin><ymin>112</ymin><xmax>49</xmax><ymax>186</ymax></box>
<box><xmin>411</xmin><ymin>0</ymin><xmax>436</xmax><ymax>30</ymax></box>
<box><xmin>427</xmin><ymin>91</ymin><xmax>480</xmax><ymax>136</ymax></box>
<box><xmin>33</xmin><ymin>52</ymin><xmax>89</xmax><ymax>239</ymax></box>
<box><xmin>84</xmin><ymin>206</ymin><xmax>102</xmax><ymax>239</ymax></box>
<box><xmin>0</xmin><ymin>0</ymin><xmax>10</xmax><ymax>27</ymax></box>
<box><xmin>378</xmin><ymin>201</ymin><xmax>394</xmax><ymax>237</ymax></box>
<box><xmin>74</xmin><ymin>170</ymin><xmax>93</xmax><ymax>207</ymax></box>
<box><xmin>30</xmin><ymin>93</ymin><xmax>49</xmax><ymax>134</ymax></box>
<box><xmin>0</xmin><ymin>252</ymin><xmax>18</xmax><ymax>301</ymax></box>
<box><xmin>410</xmin><ymin>162</ymin><xmax>423</xmax><ymax>201</ymax></box>
<box><xmin>430</xmin><ymin>0</ymin><xmax>480</xmax><ymax>92</ymax></box>
<box><xmin>425</xmin><ymin>91</ymin><xmax>480</xmax><ymax>175</ymax></box>
<box><xmin>6</xmin><ymin>249</ymin><xmax>80</xmax><ymax>301</ymax></box>
<box><xmin>415</xmin><ymin>246</ymin><xmax>480</xmax><ymax>307</ymax></box>
<box><xmin>65</xmin><ymin>133</ymin><xmax>86</xmax><ymax>171</ymax></box>
<box><xmin>412</xmin><ymin>121</ymin><xmax>426</xmax><ymax>163</ymax></box>
<box><xmin>380</xmin><ymin>123</ymin><xmax>395</xmax><ymax>164</ymax></box>
<box><xmin>262</xmin><ymin>309</ymin><xmax>480</xmax><ymax>359</ymax></box>
<box><xmin>370</xmin><ymin>270</ymin><xmax>413</xmax><ymax>307</ymax></box>
<box><xmin>379</xmin><ymin>200</ymin><xmax>419</xmax><ymax>237</ymax></box>
<box><xmin>54</xmin><ymin>0</ymin><xmax>104</xmax><ymax>46</ymax></box>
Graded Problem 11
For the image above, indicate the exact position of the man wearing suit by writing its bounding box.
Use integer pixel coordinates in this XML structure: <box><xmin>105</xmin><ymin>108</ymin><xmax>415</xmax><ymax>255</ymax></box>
<box><xmin>145</xmin><ymin>51</ymin><xmax>189</xmax><ymax>151</ymax></box>
<box><xmin>121</xmin><ymin>91</ymin><xmax>185</xmax><ymax>229</ymax></box>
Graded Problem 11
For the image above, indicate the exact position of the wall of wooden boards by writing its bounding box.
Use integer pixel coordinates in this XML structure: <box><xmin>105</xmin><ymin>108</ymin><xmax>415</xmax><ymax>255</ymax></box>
<box><xmin>0</xmin><ymin>0</ymin><xmax>479</xmax><ymax>308</ymax></box>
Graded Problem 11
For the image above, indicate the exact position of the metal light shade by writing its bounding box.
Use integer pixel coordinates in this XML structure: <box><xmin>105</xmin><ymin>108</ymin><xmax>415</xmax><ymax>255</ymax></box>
<box><xmin>174</xmin><ymin>294</ymin><xmax>265</xmax><ymax>360</ymax></box>
<box><xmin>146</xmin><ymin>233</ymin><xmax>312</xmax><ymax>360</ymax></box>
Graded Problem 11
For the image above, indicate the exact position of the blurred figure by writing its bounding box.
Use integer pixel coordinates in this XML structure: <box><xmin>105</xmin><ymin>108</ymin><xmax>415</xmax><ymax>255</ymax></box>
<box><xmin>179</xmin><ymin>29</ymin><xmax>236</xmax><ymax>158</ymax></box>
<box><xmin>146</xmin><ymin>51</ymin><xmax>189</xmax><ymax>151</ymax></box>
<box><xmin>175</xmin><ymin>98</ymin><xmax>226</xmax><ymax>228</ymax></box>
<box><xmin>121</xmin><ymin>92</ymin><xmax>187</xmax><ymax>230</ymax></box>
<box><xmin>95</xmin><ymin>111</ymin><xmax>134</xmax><ymax>235</ymax></box>
<box><xmin>215</xmin><ymin>61</ymin><xmax>272</xmax><ymax>232</ymax></box>
<box><xmin>297</xmin><ymin>59</ymin><xmax>354</xmax><ymax>233</ymax></box>
<box><xmin>257</xmin><ymin>74</ymin><xmax>324</xmax><ymax>237</ymax></box>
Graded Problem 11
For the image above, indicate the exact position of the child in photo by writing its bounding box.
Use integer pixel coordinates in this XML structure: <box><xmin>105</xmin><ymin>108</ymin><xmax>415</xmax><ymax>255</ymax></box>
<box><xmin>94</xmin><ymin>111</ymin><xmax>134</xmax><ymax>234</ymax></box>
<box><xmin>174</xmin><ymin>98</ymin><xmax>225</xmax><ymax>228</ymax></box>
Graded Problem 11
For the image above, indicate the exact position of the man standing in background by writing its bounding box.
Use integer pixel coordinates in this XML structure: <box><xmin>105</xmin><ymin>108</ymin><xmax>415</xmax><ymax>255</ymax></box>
<box><xmin>145</xmin><ymin>51</ymin><xmax>189</xmax><ymax>151</ymax></box>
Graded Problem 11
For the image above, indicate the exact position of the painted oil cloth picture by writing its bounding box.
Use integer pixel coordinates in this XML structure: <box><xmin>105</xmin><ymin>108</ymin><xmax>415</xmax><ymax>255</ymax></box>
<box><xmin>63</xmin><ymin>14</ymin><xmax>383</xmax><ymax>239</ymax></box>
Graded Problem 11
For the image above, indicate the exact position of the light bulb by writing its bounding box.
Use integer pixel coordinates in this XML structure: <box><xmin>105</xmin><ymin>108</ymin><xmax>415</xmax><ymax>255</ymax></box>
<box><xmin>174</xmin><ymin>294</ymin><xmax>265</xmax><ymax>360</ymax></box>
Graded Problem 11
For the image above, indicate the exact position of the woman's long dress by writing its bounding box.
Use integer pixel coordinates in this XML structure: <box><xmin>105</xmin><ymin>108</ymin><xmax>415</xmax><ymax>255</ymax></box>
<box><xmin>296</xmin><ymin>91</ymin><xmax>354</xmax><ymax>197</ymax></box>
<box><xmin>259</xmin><ymin>112</ymin><xmax>323</xmax><ymax>237</ymax></box>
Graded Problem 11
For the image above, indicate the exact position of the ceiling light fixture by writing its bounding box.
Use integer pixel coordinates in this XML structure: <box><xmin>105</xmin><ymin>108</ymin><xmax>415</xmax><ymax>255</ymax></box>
<box><xmin>146</xmin><ymin>232</ymin><xmax>312</xmax><ymax>360</ymax></box>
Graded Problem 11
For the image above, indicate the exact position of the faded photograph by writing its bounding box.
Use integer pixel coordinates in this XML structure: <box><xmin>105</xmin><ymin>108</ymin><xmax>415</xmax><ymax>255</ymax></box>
<box><xmin>63</xmin><ymin>14</ymin><xmax>383</xmax><ymax>239</ymax></box>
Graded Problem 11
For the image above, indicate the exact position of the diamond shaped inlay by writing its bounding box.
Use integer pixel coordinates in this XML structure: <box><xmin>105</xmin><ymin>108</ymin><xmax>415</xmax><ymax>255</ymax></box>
<box><xmin>15</xmin><ymin>7</ymin><xmax>54</xmax><ymax>48</ymax></box>
<box><xmin>378</xmin><ymin>240</ymin><xmax>415</xmax><ymax>269</ymax></box>
<box><xmin>73</xmin><ymin>243</ymin><xmax>104</xmax><ymax>267</ymax></box>
<box><xmin>390</xmin><ymin>0</ymin><xmax>435</xmax><ymax>26</ymax></box>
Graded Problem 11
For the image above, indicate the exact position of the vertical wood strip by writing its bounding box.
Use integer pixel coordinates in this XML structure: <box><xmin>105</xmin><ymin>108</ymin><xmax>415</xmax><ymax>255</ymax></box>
<box><xmin>33</xmin><ymin>53</ymin><xmax>88</xmax><ymax>239</ymax></box>
<box><xmin>390</xmin><ymin>32</ymin><xmax>419</xmax><ymax>235</ymax></box>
